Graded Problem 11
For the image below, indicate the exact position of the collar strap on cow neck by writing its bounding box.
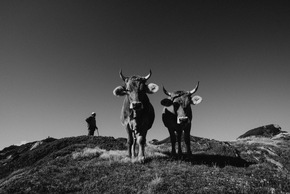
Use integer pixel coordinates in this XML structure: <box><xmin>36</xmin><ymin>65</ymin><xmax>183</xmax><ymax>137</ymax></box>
<box><xmin>130</xmin><ymin>110</ymin><xmax>137</xmax><ymax>119</ymax></box>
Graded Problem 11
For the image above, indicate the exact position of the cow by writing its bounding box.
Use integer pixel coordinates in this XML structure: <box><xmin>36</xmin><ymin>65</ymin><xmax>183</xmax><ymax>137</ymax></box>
<box><xmin>113</xmin><ymin>70</ymin><xmax>159</xmax><ymax>162</ymax></box>
<box><xmin>161</xmin><ymin>82</ymin><xmax>202</xmax><ymax>156</ymax></box>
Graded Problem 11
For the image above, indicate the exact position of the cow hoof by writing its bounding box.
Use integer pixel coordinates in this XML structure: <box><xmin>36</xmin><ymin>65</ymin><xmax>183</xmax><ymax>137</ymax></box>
<box><xmin>170</xmin><ymin>152</ymin><xmax>176</xmax><ymax>156</ymax></box>
<box><xmin>131</xmin><ymin>157</ymin><xmax>138</xmax><ymax>163</ymax></box>
<box><xmin>138</xmin><ymin>156</ymin><xmax>145</xmax><ymax>164</ymax></box>
<box><xmin>169</xmin><ymin>154</ymin><xmax>178</xmax><ymax>160</ymax></box>
<box><xmin>177</xmin><ymin>154</ymin><xmax>185</xmax><ymax>160</ymax></box>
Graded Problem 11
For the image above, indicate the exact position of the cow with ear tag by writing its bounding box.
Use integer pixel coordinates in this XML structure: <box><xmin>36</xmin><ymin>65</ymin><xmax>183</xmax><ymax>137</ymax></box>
<box><xmin>113</xmin><ymin>70</ymin><xmax>159</xmax><ymax>163</ymax></box>
<box><xmin>161</xmin><ymin>82</ymin><xmax>202</xmax><ymax>156</ymax></box>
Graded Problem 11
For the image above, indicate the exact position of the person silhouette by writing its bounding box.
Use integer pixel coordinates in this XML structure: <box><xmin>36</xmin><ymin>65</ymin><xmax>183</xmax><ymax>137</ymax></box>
<box><xmin>85</xmin><ymin>112</ymin><xmax>99</xmax><ymax>136</ymax></box>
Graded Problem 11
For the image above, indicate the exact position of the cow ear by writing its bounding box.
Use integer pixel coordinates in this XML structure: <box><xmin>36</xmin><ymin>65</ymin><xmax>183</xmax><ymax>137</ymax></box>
<box><xmin>113</xmin><ymin>86</ymin><xmax>127</xmax><ymax>96</ymax></box>
<box><xmin>161</xmin><ymin>98</ymin><xmax>173</xmax><ymax>107</ymax></box>
<box><xmin>147</xmin><ymin>83</ymin><xmax>159</xmax><ymax>94</ymax></box>
<box><xmin>191</xmin><ymin>95</ymin><xmax>202</xmax><ymax>105</ymax></box>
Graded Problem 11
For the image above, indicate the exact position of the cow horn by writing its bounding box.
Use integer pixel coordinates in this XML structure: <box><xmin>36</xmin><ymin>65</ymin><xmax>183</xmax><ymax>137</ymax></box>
<box><xmin>189</xmin><ymin>81</ymin><xmax>200</xmax><ymax>95</ymax></box>
<box><xmin>119</xmin><ymin>69</ymin><xmax>127</xmax><ymax>82</ymax></box>
<box><xmin>144</xmin><ymin>70</ymin><xmax>152</xmax><ymax>80</ymax></box>
<box><xmin>163</xmin><ymin>86</ymin><xmax>171</xmax><ymax>96</ymax></box>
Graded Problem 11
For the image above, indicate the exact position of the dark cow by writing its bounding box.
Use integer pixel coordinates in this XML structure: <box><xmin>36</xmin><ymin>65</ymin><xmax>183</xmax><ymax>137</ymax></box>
<box><xmin>161</xmin><ymin>82</ymin><xmax>202</xmax><ymax>156</ymax></box>
<box><xmin>113</xmin><ymin>70</ymin><xmax>159</xmax><ymax>162</ymax></box>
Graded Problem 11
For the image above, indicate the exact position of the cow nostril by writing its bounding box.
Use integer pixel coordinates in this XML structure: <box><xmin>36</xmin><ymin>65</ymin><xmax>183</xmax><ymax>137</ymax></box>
<box><xmin>131</xmin><ymin>102</ymin><xmax>143</xmax><ymax>110</ymax></box>
<box><xmin>177</xmin><ymin>116</ymin><xmax>188</xmax><ymax>124</ymax></box>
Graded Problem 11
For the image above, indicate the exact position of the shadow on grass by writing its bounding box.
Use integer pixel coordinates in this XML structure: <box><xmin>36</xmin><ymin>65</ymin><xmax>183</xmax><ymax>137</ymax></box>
<box><xmin>159</xmin><ymin>152</ymin><xmax>255</xmax><ymax>168</ymax></box>
<box><xmin>189</xmin><ymin>153</ymin><xmax>255</xmax><ymax>168</ymax></box>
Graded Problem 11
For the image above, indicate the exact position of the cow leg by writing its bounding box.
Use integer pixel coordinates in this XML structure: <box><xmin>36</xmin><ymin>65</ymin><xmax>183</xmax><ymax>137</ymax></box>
<box><xmin>126</xmin><ymin>125</ymin><xmax>134</xmax><ymax>158</ymax></box>
<box><xmin>137</xmin><ymin>131</ymin><xmax>147</xmax><ymax>163</ymax></box>
<box><xmin>184</xmin><ymin>126</ymin><xmax>192</xmax><ymax>155</ymax></box>
<box><xmin>168</xmin><ymin>129</ymin><xmax>176</xmax><ymax>156</ymax></box>
<box><xmin>176</xmin><ymin>130</ymin><xmax>183</xmax><ymax>156</ymax></box>
<box><xmin>132</xmin><ymin>136</ymin><xmax>137</xmax><ymax>159</ymax></box>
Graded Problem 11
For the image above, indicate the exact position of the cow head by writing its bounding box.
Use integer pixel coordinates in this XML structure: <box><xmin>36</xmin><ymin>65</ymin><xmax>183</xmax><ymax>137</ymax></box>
<box><xmin>113</xmin><ymin>70</ymin><xmax>159</xmax><ymax>112</ymax></box>
<box><xmin>161</xmin><ymin>82</ymin><xmax>202</xmax><ymax>125</ymax></box>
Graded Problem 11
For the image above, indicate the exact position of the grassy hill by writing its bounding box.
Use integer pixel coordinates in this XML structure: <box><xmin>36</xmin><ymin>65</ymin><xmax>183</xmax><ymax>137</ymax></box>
<box><xmin>0</xmin><ymin>132</ymin><xmax>290</xmax><ymax>193</ymax></box>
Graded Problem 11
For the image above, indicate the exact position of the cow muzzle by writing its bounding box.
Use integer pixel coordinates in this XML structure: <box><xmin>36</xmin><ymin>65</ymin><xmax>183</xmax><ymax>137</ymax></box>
<box><xmin>177</xmin><ymin>116</ymin><xmax>189</xmax><ymax>124</ymax></box>
<box><xmin>130</xmin><ymin>101</ymin><xmax>143</xmax><ymax>110</ymax></box>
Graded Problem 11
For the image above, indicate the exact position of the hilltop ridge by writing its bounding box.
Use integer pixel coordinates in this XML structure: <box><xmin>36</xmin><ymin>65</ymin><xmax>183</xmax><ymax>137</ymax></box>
<box><xmin>0</xmin><ymin>126</ymin><xmax>290</xmax><ymax>193</ymax></box>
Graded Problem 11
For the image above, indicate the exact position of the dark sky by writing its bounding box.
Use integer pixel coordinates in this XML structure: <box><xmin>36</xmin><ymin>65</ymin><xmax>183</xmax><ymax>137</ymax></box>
<box><xmin>1</xmin><ymin>0</ymin><xmax>290</xmax><ymax>149</ymax></box>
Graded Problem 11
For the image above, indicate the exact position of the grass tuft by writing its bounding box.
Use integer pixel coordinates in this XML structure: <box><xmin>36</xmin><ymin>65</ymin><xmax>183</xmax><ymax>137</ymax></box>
<box><xmin>147</xmin><ymin>173</ymin><xmax>163</xmax><ymax>194</ymax></box>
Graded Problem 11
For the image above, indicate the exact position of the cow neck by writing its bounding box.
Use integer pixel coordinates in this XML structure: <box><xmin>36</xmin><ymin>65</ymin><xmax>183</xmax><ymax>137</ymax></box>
<box><xmin>140</xmin><ymin>93</ymin><xmax>150</xmax><ymax>104</ymax></box>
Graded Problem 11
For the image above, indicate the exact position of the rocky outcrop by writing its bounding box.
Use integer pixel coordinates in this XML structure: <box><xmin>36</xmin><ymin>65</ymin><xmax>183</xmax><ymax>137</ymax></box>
<box><xmin>238</xmin><ymin>124</ymin><xmax>283</xmax><ymax>139</ymax></box>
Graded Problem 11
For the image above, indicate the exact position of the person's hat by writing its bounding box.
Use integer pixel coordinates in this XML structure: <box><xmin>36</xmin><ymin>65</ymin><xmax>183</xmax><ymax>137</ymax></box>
<box><xmin>91</xmin><ymin>112</ymin><xmax>96</xmax><ymax>115</ymax></box>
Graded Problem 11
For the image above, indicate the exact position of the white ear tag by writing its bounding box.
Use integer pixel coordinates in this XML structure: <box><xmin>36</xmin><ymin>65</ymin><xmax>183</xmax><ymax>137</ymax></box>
<box><xmin>192</xmin><ymin>95</ymin><xmax>202</xmax><ymax>105</ymax></box>
<box><xmin>147</xmin><ymin>83</ymin><xmax>159</xmax><ymax>93</ymax></box>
